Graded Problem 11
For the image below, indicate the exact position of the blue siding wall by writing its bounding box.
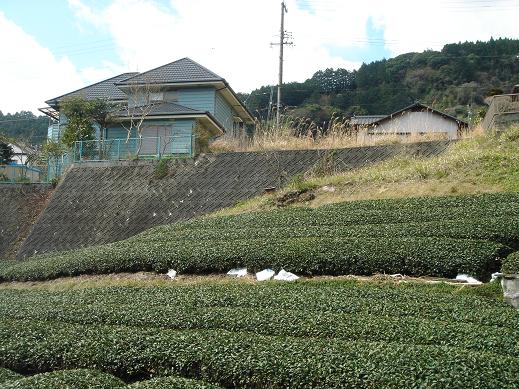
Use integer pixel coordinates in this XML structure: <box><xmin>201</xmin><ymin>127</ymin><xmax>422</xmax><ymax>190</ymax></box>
<box><xmin>171</xmin><ymin>119</ymin><xmax>194</xmax><ymax>154</ymax></box>
<box><xmin>105</xmin><ymin>120</ymin><xmax>193</xmax><ymax>155</ymax></box>
<box><xmin>178</xmin><ymin>88</ymin><xmax>215</xmax><ymax>112</ymax></box>
<box><xmin>214</xmin><ymin>92</ymin><xmax>235</xmax><ymax>131</ymax></box>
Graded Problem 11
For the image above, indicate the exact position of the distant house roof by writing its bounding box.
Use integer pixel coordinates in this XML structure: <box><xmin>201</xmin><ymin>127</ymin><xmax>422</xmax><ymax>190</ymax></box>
<box><xmin>371</xmin><ymin>102</ymin><xmax>468</xmax><ymax>128</ymax></box>
<box><xmin>350</xmin><ymin>115</ymin><xmax>386</xmax><ymax>126</ymax></box>
<box><xmin>116</xmin><ymin>58</ymin><xmax>223</xmax><ymax>86</ymax></box>
<box><xmin>45</xmin><ymin>72</ymin><xmax>138</xmax><ymax>107</ymax></box>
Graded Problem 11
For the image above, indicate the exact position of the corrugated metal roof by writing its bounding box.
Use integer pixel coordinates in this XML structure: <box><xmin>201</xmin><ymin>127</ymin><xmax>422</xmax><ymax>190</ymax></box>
<box><xmin>350</xmin><ymin>115</ymin><xmax>386</xmax><ymax>125</ymax></box>
<box><xmin>45</xmin><ymin>73</ymin><xmax>138</xmax><ymax>107</ymax></box>
<box><xmin>117</xmin><ymin>58</ymin><xmax>223</xmax><ymax>86</ymax></box>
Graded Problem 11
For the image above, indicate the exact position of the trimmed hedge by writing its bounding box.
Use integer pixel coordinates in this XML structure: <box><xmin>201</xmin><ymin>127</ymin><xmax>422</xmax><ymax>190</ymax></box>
<box><xmin>1</xmin><ymin>369</ymin><xmax>124</xmax><ymax>389</ymax></box>
<box><xmin>1</xmin><ymin>281</ymin><xmax>518</xmax><ymax>387</ymax></box>
<box><xmin>0</xmin><ymin>237</ymin><xmax>508</xmax><ymax>282</ymax></box>
<box><xmin>129</xmin><ymin>376</ymin><xmax>223</xmax><ymax>388</ymax></box>
<box><xmin>0</xmin><ymin>367</ymin><xmax>22</xmax><ymax>384</ymax></box>
<box><xmin>2</xmin><ymin>281</ymin><xmax>516</xmax><ymax>327</ymax></box>
<box><xmin>2</xmin><ymin>192</ymin><xmax>518</xmax><ymax>282</ymax></box>
<box><xmin>135</xmin><ymin>217</ymin><xmax>519</xmax><ymax>249</ymax></box>
<box><xmin>1</xmin><ymin>319</ymin><xmax>518</xmax><ymax>388</ymax></box>
<box><xmin>502</xmin><ymin>251</ymin><xmax>519</xmax><ymax>274</ymax></box>
<box><xmin>0</xmin><ymin>292</ymin><xmax>517</xmax><ymax>356</ymax></box>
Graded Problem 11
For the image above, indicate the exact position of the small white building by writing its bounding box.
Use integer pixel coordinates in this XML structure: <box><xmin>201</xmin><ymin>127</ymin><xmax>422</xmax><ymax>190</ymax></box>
<box><xmin>8</xmin><ymin>143</ymin><xmax>31</xmax><ymax>165</ymax></box>
<box><xmin>368</xmin><ymin>103</ymin><xmax>468</xmax><ymax>139</ymax></box>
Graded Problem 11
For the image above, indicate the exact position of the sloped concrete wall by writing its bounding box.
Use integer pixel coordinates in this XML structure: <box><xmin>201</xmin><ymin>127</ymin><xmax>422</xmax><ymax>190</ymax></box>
<box><xmin>0</xmin><ymin>184</ymin><xmax>53</xmax><ymax>259</ymax></box>
<box><xmin>16</xmin><ymin>141</ymin><xmax>451</xmax><ymax>258</ymax></box>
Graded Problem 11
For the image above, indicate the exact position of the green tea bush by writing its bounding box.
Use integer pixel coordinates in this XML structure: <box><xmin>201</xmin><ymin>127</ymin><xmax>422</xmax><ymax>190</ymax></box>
<box><xmin>0</xmin><ymin>318</ymin><xmax>518</xmax><ymax>388</ymax></box>
<box><xmin>1</xmin><ymin>192</ymin><xmax>518</xmax><ymax>282</ymax></box>
<box><xmin>1</xmin><ymin>369</ymin><xmax>124</xmax><ymax>389</ymax></box>
<box><xmin>502</xmin><ymin>251</ymin><xmax>519</xmax><ymax>274</ymax></box>
<box><xmin>129</xmin><ymin>376</ymin><xmax>223</xmax><ymax>388</ymax></box>
<box><xmin>0</xmin><ymin>237</ymin><xmax>508</xmax><ymax>281</ymax></box>
<box><xmin>0</xmin><ymin>367</ymin><xmax>22</xmax><ymax>384</ymax></box>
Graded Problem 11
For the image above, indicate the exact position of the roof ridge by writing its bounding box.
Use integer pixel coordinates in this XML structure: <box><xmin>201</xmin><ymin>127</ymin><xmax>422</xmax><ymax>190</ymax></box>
<box><xmin>45</xmin><ymin>72</ymin><xmax>139</xmax><ymax>104</ymax></box>
<box><xmin>116</xmin><ymin>57</ymin><xmax>223</xmax><ymax>85</ymax></box>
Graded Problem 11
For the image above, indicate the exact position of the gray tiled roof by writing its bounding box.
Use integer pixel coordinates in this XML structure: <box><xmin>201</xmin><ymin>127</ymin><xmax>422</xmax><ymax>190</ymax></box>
<box><xmin>350</xmin><ymin>115</ymin><xmax>386</xmax><ymax>126</ymax></box>
<box><xmin>46</xmin><ymin>73</ymin><xmax>138</xmax><ymax>106</ymax></box>
<box><xmin>115</xmin><ymin>101</ymin><xmax>203</xmax><ymax>117</ymax></box>
<box><xmin>117</xmin><ymin>58</ymin><xmax>223</xmax><ymax>85</ymax></box>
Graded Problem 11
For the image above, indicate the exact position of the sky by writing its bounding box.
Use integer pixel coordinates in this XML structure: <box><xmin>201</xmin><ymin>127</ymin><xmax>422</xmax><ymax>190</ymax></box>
<box><xmin>0</xmin><ymin>0</ymin><xmax>518</xmax><ymax>114</ymax></box>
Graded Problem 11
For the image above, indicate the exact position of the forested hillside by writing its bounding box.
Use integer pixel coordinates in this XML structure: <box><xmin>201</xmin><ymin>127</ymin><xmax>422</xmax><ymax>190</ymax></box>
<box><xmin>242</xmin><ymin>38</ymin><xmax>519</xmax><ymax>124</ymax></box>
<box><xmin>0</xmin><ymin>111</ymin><xmax>48</xmax><ymax>144</ymax></box>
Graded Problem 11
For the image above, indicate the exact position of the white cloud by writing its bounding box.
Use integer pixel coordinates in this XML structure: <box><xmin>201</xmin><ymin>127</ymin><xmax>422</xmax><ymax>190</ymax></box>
<box><xmin>68</xmin><ymin>0</ymin><xmax>367</xmax><ymax>93</ymax></box>
<box><xmin>3</xmin><ymin>0</ymin><xmax>519</xmax><ymax>113</ymax></box>
<box><xmin>0</xmin><ymin>12</ymin><xmax>83</xmax><ymax>114</ymax></box>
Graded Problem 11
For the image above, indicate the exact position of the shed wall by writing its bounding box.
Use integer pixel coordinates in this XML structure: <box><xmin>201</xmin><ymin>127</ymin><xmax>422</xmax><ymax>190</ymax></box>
<box><xmin>371</xmin><ymin>112</ymin><xmax>459</xmax><ymax>139</ymax></box>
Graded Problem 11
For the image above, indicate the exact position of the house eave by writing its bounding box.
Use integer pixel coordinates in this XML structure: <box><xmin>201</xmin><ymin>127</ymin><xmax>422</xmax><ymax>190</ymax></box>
<box><xmin>113</xmin><ymin>112</ymin><xmax>225</xmax><ymax>135</ymax></box>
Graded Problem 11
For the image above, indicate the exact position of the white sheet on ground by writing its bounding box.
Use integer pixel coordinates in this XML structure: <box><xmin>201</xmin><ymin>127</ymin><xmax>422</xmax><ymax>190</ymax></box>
<box><xmin>274</xmin><ymin>269</ymin><xmax>299</xmax><ymax>281</ymax></box>
<box><xmin>167</xmin><ymin>269</ymin><xmax>177</xmax><ymax>279</ymax></box>
<box><xmin>256</xmin><ymin>269</ymin><xmax>275</xmax><ymax>281</ymax></box>
<box><xmin>456</xmin><ymin>274</ymin><xmax>482</xmax><ymax>285</ymax></box>
<box><xmin>227</xmin><ymin>268</ymin><xmax>247</xmax><ymax>277</ymax></box>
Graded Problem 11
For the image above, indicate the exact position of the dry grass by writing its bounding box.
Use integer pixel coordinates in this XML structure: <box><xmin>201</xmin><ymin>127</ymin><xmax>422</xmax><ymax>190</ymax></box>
<box><xmin>212</xmin><ymin>126</ymin><xmax>519</xmax><ymax>216</ymax></box>
<box><xmin>210</xmin><ymin>114</ymin><xmax>455</xmax><ymax>153</ymax></box>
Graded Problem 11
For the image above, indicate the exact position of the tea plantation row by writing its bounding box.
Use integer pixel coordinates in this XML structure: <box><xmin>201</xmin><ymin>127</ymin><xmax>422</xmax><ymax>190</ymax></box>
<box><xmin>4</xmin><ymin>281</ymin><xmax>515</xmax><ymax>327</ymax></box>
<box><xmin>1</xmin><ymin>192</ymin><xmax>519</xmax><ymax>281</ymax></box>
<box><xmin>0</xmin><ymin>367</ymin><xmax>221</xmax><ymax>388</ymax></box>
<box><xmin>0</xmin><ymin>291</ymin><xmax>517</xmax><ymax>357</ymax></box>
<box><xmin>1</xmin><ymin>281</ymin><xmax>518</xmax><ymax>387</ymax></box>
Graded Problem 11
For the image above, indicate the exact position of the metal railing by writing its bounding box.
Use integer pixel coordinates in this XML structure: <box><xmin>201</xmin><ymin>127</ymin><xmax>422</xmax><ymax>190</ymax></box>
<box><xmin>72</xmin><ymin>135</ymin><xmax>195</xmax><ymax>162</ymax></box>
<box><xmin>0</xmin><ymin>164</ymin><xmax>44</xmax><ymax>183</ymax></box>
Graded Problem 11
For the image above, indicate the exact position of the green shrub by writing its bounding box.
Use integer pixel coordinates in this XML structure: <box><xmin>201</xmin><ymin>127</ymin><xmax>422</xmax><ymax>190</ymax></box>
<box><xmin>0</xmin><ymin>367</ymin><xmax>22</xmax><ymax>384</ymax></box>
<box><xmin>153</xmin><ymin>159</ymin><xmax>169</xmax><ymax>179</ymax></box>
<box><xmin>129</xmin><ymin>376</ymin><xmax>223</xmax><ymax>388</ymax></box>
<box><xmin>0</xmin><ymin>237</ymin><xmax>508</xmax><ymax>282</ymax></box>
<box><xmin>2</xmin><ymin>192</ymin><xmax>518</xmax><ymax>282</ymax></box>
<box><xmin>1</xmin><ymin>369</ymin><xmax>124</xmax><ymax>389</ymax></box>
<box><xmin>502</xmin><ymin>251</ymin><xmax>519</xmax><ymax>274</ymax></box>
<box><xmin>0</xmin><ymin>318</ymin><xmax>518</xmax><ymax>388</ymax></box>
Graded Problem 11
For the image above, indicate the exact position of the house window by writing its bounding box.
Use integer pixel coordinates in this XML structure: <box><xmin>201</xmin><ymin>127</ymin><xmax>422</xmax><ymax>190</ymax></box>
<box><xmin>149</xmin><ymin>92</ymin><xmax>164</xmax><ymax>102</ymax></box>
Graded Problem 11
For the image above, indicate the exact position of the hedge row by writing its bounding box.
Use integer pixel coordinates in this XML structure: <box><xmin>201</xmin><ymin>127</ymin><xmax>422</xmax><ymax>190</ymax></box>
<box><xmin>3</xmin><ymin>280</ymin><xmax>516</xmax><ymax>328</ymax></box>
<box><xmin>129</xmin><ymin>376</ymin><xmax>223</xmax><ymax>388</ymax></box>
<box><xmin>0</xmin><ymin>367</ymin><xmax>22</xmax><ymax>384</ymax></box>
<box><xmin>503</xmin><ymin>251</ymin><xmax>519</xmax><ymax>274</ymax></box>
<box><xmin>134</xmin><ymin>217</ymin><xmax>519</xmax><ymax>249</ymax></box>
<box><xmin>0</xmin><ymin>236</ymin><xmax>508</xmax><ymax>282</ymax></box>
<box><xmin>1</xmin><ymin>369</ymin><xmax>124</xmax><ymax>389</ymax></box>
<box><xmin>0</xmin><ymin>319</ymin><xmax>518</xmax><ymax>388</ymax></box>
<box><xmin>1</xmin><ymin>292</ymin><xmax>517</xmax><ymax>357</ymax></box>
<box><xmin>163</xmin><ymin>193</ymin><xmax>519</xmax><ymax>231</ymax></box>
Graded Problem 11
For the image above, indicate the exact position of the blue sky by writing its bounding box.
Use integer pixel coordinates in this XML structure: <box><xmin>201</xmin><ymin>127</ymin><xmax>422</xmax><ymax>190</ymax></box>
<box><xmin>0</xmin><ymin>0</ymin><xmax>518</xmax><ymax>113</ymax></box>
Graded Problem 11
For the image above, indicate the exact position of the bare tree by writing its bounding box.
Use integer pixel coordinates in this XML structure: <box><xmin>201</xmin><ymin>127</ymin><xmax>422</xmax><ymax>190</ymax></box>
<box><xmin>117</xmin><ymin>78</ymin><xmax>162</xmax><ymax>156</ymax></box>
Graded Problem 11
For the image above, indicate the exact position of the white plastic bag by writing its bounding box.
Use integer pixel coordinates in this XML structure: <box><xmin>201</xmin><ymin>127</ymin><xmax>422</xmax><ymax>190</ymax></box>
<box><xmin>256</xmin><ymin>269</ymin><xmax>275</xmax><ymax>281</ymax></box>
<box><xmin>274</xmin><ymin>269</ymin><xmax>299</xmax><ymax>281</ymax></box>
<box><xmin>167</xmin><ymin>269</ymin><xmax>177</xmax><ymax>279</ymax></box>
<box><xmin>227</xmin><ymin>268</ymin><xmax>247</xmax><ymax>277</ymax></box>
<box><xmin>455</xmin><ymin>274</ymin><xmax>482</xmax><ymax>285</ymax></box>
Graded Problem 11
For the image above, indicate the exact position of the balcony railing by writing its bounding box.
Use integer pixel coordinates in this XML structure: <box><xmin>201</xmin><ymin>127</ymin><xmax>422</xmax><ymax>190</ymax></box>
<box><xmin>72</xmin><ymin>135</ymin><xmax>195</xmax><ymax>162</ymax></box>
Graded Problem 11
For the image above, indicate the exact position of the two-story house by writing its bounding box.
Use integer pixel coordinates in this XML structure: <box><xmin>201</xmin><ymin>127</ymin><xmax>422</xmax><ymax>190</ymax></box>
<box><xmin>40</xmin><ymin>58</ymin><xmax>254</xmax><ymax>158</ymax></box>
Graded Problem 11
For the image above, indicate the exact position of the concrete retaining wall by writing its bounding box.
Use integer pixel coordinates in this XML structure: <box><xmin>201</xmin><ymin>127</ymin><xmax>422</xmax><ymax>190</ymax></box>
<box><xmin>0</xmin><ymin>184</ymin><xmax>53</xmax><ymax>259</ymax></box>
<box><xmin>16</xmin><ymin>141</ymin><xmax>451</xmax><ymax>258</ymax></box>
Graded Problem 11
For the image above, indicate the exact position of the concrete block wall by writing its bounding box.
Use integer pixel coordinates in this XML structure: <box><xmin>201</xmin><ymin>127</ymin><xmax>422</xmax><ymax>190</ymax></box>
<box><xmin>0</xmin><ymin>184</ymin><xmax>53</xmax><ymax>259</ymax></box>
<box><xmin>16</xmin><ymin>141</ymin><xmax>451</xmax><ymax>258</ymax></box>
